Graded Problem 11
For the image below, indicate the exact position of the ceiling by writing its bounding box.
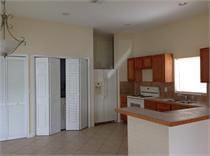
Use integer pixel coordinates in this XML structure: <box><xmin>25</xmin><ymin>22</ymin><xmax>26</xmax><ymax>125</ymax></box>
<box><xmin>6</xmin><ymin>0</ymin><xmax>209</xmax><ymax>33</ymax></box>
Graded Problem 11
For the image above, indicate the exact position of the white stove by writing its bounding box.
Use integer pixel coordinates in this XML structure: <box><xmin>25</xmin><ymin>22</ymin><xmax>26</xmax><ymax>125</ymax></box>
<box><xmin>127</xmin><ymin>86</ymin><xmax>160</xmax><ymax>108</ymax></box>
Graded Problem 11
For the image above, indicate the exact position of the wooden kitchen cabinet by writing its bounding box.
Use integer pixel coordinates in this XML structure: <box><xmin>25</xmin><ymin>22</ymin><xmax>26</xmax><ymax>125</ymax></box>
<box><xmin>127</xmin><ymin>58</ymin><xmax>135</xmax><ymax>81</ymax></box>
<box><xmin>200</xmin><ymin>48</ymin><xmax>209</xmax><ymax>83</ymax></box>
<box><xmin>152</xmin><ymin>53</ymin><xmax>173</xmax><ymax>82</ymax></box>
<box><xmin>144</xmin><ymin>100</ymin><xmax>157</xmax><ymax>111</ymax></box>
<box><xmin>142</xmin><ymin>56</ymin><xmax>152</xmax><ymax>69</ymax></box>
<box><xmin>120</xmin><ymin>96</ymin><xmax>127</xmax><ymax>123</ymax></box>
<box><xmin>171</xmin><ymin>104</ymin><xmax>188</xmax><ymax>111</ymax></box>
<box><xmin>157</xmin><ymin>103</ymin><xmax>171</xmax><ymax>112</ymax></box>
<box><xmin>134</xmin><ymin>57</ymin><xmax>143</xmax><ymax>69</ymax></box>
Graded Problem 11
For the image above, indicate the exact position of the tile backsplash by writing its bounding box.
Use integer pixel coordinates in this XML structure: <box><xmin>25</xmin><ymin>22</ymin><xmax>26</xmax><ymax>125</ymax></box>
<box><xmin>120</xmin><ymin>81</ymin><xmax>209</xmax><ymax>104</ymax></box>
<box><xmin>120</xmin><ymin>81</ymin><xmax>134</xmax><ymax>95</ymax></box>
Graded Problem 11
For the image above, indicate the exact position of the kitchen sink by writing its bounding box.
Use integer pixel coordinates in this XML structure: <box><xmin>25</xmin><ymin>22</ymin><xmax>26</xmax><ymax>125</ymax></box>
<box><xmin>175</xmin><ymin>100</ymin><xmax>194</xmax><ymax>104</ymax></box>
<box><xmin>161</xmin><ymin>99</ymin><xmax>194</xmax><ymax>104</ymax></box>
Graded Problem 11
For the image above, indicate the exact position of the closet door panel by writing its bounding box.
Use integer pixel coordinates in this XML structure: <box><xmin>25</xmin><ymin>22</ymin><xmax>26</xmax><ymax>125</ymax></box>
<box><xmin>66</xmin><ymin>59</ymin><xmax>80</xmax><ymax>130</ymax></box>
<box><xmin>80</xmin><ymin>59</ymin><xmax>88</xmax><ymax>129</ymax></box>
<box><xmin>7</xmin><ymin>57</ymin><xmax>27</xmax><ymax>139</ymax></box>
<box><xmin>36</xmin><ymin>58</ymin><xmax>50</xmax><ymax>135</ymax></box>
<box><xmin>49</xmin><ymin>58</ymin><xmax>61</xmax><ymax>134</ymax></box>
<box><xmin>0</xmin><ymin>57</ymin><xmax>8</xmax><ymax>141</ymax></box>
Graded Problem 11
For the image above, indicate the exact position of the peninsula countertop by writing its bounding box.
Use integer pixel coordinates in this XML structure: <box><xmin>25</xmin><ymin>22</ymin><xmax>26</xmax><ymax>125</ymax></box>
<box><xmin>116</xmin><ymin>105</ymin><xmax>210</xmax><ymax>126</ymax></box>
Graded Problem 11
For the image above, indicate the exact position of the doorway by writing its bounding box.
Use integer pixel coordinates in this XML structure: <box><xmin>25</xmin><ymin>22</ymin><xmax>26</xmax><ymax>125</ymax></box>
<box><xmin>35</xmin><ymin>57</ymin><xmax>89</xmax><ymax>135</ymax></box>
<box><xmin>60</xmin><ymin>59</ymin><xmax>66</xmax><ymax>130</ymax></box>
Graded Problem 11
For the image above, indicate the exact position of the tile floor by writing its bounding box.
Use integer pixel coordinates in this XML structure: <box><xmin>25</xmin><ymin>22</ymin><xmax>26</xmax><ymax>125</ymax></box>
<box><xmin>0</xmin><ymin>123</ymin><xmax>128</xmax><ymax>156</ymax></box>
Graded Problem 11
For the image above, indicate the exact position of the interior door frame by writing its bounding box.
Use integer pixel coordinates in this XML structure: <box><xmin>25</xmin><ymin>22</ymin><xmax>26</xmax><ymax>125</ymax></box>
<box><xmin>4</xmin><ymin>54</ymin><xmax>30</xmax><ymax>140</ymax></box>
<box><xmin>32</xmin><ymin>55</ymin><xmax>91</xmax><ymax>136</ymax></box>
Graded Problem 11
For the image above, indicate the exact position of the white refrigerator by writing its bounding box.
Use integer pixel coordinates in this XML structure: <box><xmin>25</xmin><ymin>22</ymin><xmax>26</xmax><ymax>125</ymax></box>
<box><xmin>94</xmin><ymin>69</ymin><xmax>117</xmax><ymax>123</ymax></box>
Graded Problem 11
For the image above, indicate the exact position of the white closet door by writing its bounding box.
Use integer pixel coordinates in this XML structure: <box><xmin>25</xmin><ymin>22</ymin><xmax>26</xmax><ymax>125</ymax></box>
<box><xmin>49</xmin><ymin>58</ymin><xmax>61</xmax><ymax>134</ymax></box>
<box><xmin>7</xmin><ymin>57</ymin><xmax>27</xmax><ymax>139</ymax></box>
<box><xmin>66</xmin><ymin>59</ymin><xmax>80</xmax><ymax>130</ymax></box>
<box><xmin>0</xmin><ymin>57</ymin><xmax>8</xmax><ymax>141</ymax></box>
<box><xmin>80</xmin><ymin>59</ymin><xmax>88</xmax><ymax>129</ymax></box>
<box><xmin>36</xmin><ymin>58</ymin><xmax>50</xmax><ymax>135</ymax></box>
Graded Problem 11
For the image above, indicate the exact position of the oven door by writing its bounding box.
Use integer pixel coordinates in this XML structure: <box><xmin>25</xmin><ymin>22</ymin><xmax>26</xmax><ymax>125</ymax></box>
<box><xmin>127</xmin><ymin>98</ymin><xmax>144</xmax><ymax>108</ymax></box>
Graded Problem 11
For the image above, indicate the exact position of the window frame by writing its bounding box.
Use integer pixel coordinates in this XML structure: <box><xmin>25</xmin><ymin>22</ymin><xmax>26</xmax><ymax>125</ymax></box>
<box><xmin>174</xmin><ymin>56</ymin><xmax>207</xmax><ymax>95</ymax></box>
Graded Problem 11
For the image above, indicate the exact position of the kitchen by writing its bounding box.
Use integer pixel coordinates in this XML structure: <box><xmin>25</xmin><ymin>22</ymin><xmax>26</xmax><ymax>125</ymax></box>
<box><xmin>116</xmin><ymin>13</ymin><xmax>210</xmax><ymax>155</ymax></box>
<box><xmin>0</xmin><ymin>1</ymin><xmax>209</xmax><ymax>155</ymax></box>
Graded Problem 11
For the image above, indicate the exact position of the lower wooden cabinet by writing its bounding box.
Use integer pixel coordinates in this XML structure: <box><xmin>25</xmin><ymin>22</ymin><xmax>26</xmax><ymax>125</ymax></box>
<box><xmin>120</xmin><ymin>96</ymin><xmax>127</xmax><ymax>123</ymax></box>
<box><xmin>144</xmin><ymin>100</ymin><xmax>157</xmax><ymax>111</ymax></box>
<box><xmin>144</xmin><ymin>100</ymin><xmax>196</xmax><ymax>112</ymax></box>
<box><xmin>157</xmin><ymin>103</ymin><xmax>171</xmax><ymax>112</ymax></box>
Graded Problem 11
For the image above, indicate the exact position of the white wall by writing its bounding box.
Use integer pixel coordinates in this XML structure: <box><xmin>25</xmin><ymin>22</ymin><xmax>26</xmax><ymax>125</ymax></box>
<box><xmin>114</xmin><ymin>13</ymin><xmax>209</xmax><ymax>81</ymax></box>
<box><xmin>11</xmin><ymin>16</ymin><xmax>94</xmax><ymax>136</ymax></box>
<box><xmin>114</xmin><ymin>33</ymin><xmax>133</xmax><ymax>81</ymax></box>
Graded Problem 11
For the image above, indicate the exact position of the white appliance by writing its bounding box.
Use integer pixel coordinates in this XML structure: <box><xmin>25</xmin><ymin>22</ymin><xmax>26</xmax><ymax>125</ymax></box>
<box><xmin>35</xmin><ymin>58</ymin><xmax>61</xmax><ymax>135</ymax></box>
<box><xmin>94</xmin><ymin>69</ymin><xmax>117</xmax><ymax>123</ymax></box>
<box><xmin>66</xmin><ymin>59</ymin><xmax>88</xmax><ymax>130</ymax></box>
<box><xmin>0</xmin><ymin>56</ymin><xmax>28</xmax><ymax>141</ymax></box>
<box><xmin>127</xmin><ymin>86</ymin><xmax>160</xmax><ymax>108</ymax></box>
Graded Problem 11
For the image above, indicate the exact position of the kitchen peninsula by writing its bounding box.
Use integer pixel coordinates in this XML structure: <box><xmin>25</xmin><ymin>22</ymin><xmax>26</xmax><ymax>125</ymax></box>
<box><xmin>116</xmin><ymin>100</ymin><xmax>210</xmax><ymax>156</ymax></box>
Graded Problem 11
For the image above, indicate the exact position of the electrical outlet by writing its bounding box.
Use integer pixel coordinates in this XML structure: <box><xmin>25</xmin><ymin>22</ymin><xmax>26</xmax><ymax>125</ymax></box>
<box><xmin>164</xmin><ymin>87</ymin><xmax>168</xmax><ymax>93</ymax></box>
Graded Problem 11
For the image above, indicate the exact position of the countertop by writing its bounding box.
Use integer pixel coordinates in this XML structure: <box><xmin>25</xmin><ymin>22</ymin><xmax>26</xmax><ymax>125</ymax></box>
<box><xmin>116</xmin><ymin>100</ymin><xmax>210</xmax><ymax>126</ymax></box>
<box><xmin>145</xmin><ymin>98</ymin><xmax>208</xmax><ymax>107</ymax></box>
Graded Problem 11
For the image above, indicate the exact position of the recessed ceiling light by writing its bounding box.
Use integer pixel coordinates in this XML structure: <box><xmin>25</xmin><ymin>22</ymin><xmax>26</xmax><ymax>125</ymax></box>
<box><xmin>124</xmin><ymin>24</ymin><xmax>131</xmax><ymax>26</ymax></box>
<box><xmin>91</xmin><ymin>0</ymin><xmax>103</xmax><ymax>4</ymax></box>
<box><xmin>178</xmin><ymin>2</ymin><xmax>188</xmax><ymax>6</ymax></box>
<box><xmin>62</xmin><ymin>12</ymin><xmax>70</xmax><ymax>16</ymax></box>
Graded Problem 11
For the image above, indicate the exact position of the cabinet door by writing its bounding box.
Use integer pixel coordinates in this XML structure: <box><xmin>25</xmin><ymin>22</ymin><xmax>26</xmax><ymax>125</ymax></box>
<box><xmin>142</xmin><ymin>56</ymin><xmax>152</xmax><ymax>68</ymax></box>
<box><xmin>134</xmin><ymin>57</ymin><xmax>142</xmax><ymax>69</ymax></box>
<box><xmin>120</xmin><ymin>96</ymin><xmax>127</xmax><ymax>107</ymax></box>
<box><xmin>152</xmin><ymin>54</ymin><xmax>165</xmax><ymax>82</ymax></box>
<box><xmin>164</xmin><ymin>54</ymin><xmax>173</xmax><ymax>82</ymax></box>
<box><xmin>120</xmin><ymin>96</ymin><xmax>127</xmax><ymax>123</ymax></box>
<box><xmin>127</xmin><ymin>58</ymin><xmax>135</xmax><ymax>81</ymax></box>
<box><xmin>200</xmin><ymin>48</ymin><xmax>209</xmax><ymax>82</ymax></box>
<box><xmin>171</xmin><ymin>104</ymin><xmax>188</xmax><ymax>111</ymax></box>
<box><xmin>144</xmin><ymin>100</ymin><xmax>157</xmax><ymax>111</ymax></box>
<box><xmin>157</xmin><ymin>103</ymin><xmax>171</xmax><ymax>112</ymax></box>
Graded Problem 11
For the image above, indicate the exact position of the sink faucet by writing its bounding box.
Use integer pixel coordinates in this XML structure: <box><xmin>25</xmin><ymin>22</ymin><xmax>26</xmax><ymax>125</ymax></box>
<box><xmin>184</xmin><ymin>95</ymin><xmax>188</xmax><ymax>101</ymax></box>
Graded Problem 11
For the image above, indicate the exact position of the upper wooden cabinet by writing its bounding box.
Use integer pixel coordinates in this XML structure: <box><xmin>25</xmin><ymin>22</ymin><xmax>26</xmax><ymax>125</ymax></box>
<box><xmin>128</xmin><ymin>58</ymin><xmax>135</xmax><ymax>81</ymax></box>
<box><xmin>200</xmin><ymin>48</ymin><xmax>209</xmax><ymax>83</ymax></box>
<box><xmin>127</xmin><ymin>53</ymin><xmax>173</xmax><ymax>82</ymax></box>
<box><xmin>142</xmin><ymin>56</ymin><xmax>152</xmax><ymax>69</ymax></box>
<box><xmin>134</xmin><ymin>57</ymin><xmax>143</xmax><ymax>69</ymax></box>
<box><xmin>152</xmin><ymin>53</ymin><xmax>173</xmax><ymax>83</ymax></box>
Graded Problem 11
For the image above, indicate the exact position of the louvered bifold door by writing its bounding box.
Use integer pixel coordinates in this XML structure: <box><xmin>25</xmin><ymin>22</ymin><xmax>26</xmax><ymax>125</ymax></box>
<box><xmin>35</xmin><ymin>58</ymin><xmax>50</xmax><ymax>135</ymax></box>
<box><xmin>6</xmin><ymin>57</ymin><xmax>27</xmax><ymax>139</ymax></box>
<box><xmin>49</xmin><ymin>58</ymin><xmax>61</xmax><ymax>135</ymax></box>
<box><xmin>0</xmin><ymin>57</ymin><xmax>8</xmax><ymax>141</ymax></box>
<box><xmin>79</xmin><ymin>59</ymin><xmax>88</xmax><ymax>129</ymax></box>
<box><xmin>66</xmin><ymin>59</ymin><xmax>80</xmax><ymax>130</ymax></box>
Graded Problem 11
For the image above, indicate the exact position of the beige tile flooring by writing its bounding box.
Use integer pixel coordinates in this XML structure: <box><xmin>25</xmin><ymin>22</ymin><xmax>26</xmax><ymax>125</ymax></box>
<box><xmin>0</xmin><ymin>123</ymin><xmax>128</xmax><ymax>156</ymax></box>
